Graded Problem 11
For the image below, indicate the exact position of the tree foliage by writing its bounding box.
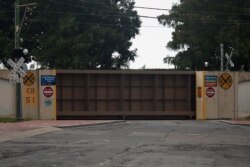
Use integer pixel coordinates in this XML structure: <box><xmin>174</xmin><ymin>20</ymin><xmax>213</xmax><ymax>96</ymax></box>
<box><xmin>0</xmin><ymin>0</ymin><xmax>14</xmax><ymax>66</ymax></box>
<box><xmin>0</xmin><ymin>0</ymin><xmax>141</xmax><ymax>69</ymax></box>
<box><xmin>158</xmin><ymin>0</ymin><xmax>250</xmax><ymax>71</ymax></box>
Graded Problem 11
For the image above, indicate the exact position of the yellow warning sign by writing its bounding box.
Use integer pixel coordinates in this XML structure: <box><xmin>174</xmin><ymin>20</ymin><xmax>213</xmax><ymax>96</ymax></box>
<box><xmin>23</xmin><ymin>71</ymin><xmax>35</xmax><ymax>86</ymax></box>
<box><xmin>218</xmin><ymin>73</ymin><xmax>233</xmax><ymax>90</ymax></box>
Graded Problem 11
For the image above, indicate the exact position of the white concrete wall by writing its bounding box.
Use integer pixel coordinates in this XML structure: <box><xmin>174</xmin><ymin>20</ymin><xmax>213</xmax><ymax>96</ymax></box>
<box><xmin>2</xmin><ymin>69</ymin><xmax>250</xmax><ymax>120</ymax></box>
<box><xmin>203</xmin><ymin>71</ymin><xmax>219</xmax><ymax>119</ymax></box>
<box><xmin>196</xmin><ymin>71</ymin><xmax>250</xmax><ymax>120</ymax></box>
<box><xmin>39</xmin><ymin>70</ymin><xmax>57</xmax><ymax>120</ymax></box>
<box><xmin>21</xmin><ymin>71</ymin><xmax>39</xmax><ymax>120</ymax></box>
<box><xmin>196</xmin><ymin>71</ymin><xmax>235</xmax><ymax>120</ymax></box>
<box><xmin>238</xmin><ymin>81</ymin><xmax>250</xmax><ymax>118</ymax></box>
<box><xmin>196</xmin><ymin>71</ymin><xmax>205</xmax><ymax>120</ymax></box>
<box><xmin>216</xmin><ymin>72</ymin><xmax>235</xmax><ymax>119</ymax></box>
<box><xmin>0</xmin><ymin>71</ymin><xmax>16</xmax><ymax>118</ymax></box>
<box><xmin>0</xmin><ymin>70</ymin><xmax>57</xmax><ymax>120</ymax></box>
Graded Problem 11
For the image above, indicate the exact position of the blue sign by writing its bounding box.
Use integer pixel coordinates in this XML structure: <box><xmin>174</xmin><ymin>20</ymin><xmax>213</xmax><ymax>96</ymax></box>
<box><xmin>204</xmin><ymin>75</ymin><xmax>217</xmax><ymax>87</ymax></box>
<box><xmin>41</xmin><ymin>75</ymin><xmax>56</xmax><ymax>85</ymax></box>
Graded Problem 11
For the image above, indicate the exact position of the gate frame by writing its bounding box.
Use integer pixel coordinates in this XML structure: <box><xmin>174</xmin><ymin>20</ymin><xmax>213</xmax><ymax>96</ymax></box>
<box><xmin>56</xmin><ymin>70</ymin><xmax>196</xmax><ymax>119</ymax></box>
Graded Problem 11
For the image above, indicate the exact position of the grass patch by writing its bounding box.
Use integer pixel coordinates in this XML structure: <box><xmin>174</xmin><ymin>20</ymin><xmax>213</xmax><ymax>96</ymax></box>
<box><xmin>24</xmin><ymin>117</ymin><xmax>32</xmax><ymax>121</ymax></box>
<box><xmin>0</xmin><ymin>117</ymin><xmax>16</xmax><ymax>123</ymax></box>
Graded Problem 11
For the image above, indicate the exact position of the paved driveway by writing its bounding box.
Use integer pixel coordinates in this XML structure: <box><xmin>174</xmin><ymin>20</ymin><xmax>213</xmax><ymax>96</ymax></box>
<box><xmin>0</xmin><ymin>121</ymin><xmax>250</xmax><ymax>167</ymax></box>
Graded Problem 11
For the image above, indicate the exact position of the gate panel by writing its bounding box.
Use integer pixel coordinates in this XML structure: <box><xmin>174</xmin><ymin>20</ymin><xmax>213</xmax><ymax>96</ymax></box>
<box><xmin>56</xmin><ymin>70</ymin><xmax>195</xmax><ymax>118</ymax></box>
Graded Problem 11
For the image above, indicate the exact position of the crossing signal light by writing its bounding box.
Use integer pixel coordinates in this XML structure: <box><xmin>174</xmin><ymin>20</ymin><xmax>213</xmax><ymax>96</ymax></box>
<box><xmin>12</xmin><ymin>48</ymin><xmax>31</xmax><ymax>63</ymax></box>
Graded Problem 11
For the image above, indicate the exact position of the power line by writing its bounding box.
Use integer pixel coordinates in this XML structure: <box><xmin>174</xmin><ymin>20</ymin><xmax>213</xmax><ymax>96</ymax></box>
<box><xmin>52</xmin><ymin>0</ymin><xmax>170</xmax><ymax>11</ymax></box>
<box><xmin>1</xmin><ymin>13</ymin><xmax>250</xmax><ymax>25</ymax></box>
<box><xmin>134</xmin><ymin>6</ymin><xmax>170</xmax><ymax>11</ymax></box>
<box><xmin>34</xmin><ymin>10</ymin><xmax>147</xmax><ymax>18</ymax></box>
<box><xmin>1</xmin><ymin>0</ymin><xmax>246</xmax><ymax>18</ymax></box>
<box><xmin>1</xmin><ymin>1</ymin><xmax>250</xmax><ymax>28</ymax></box>
<box><xmin>49</xmin><ymin>0</ymin><xmax>250</xmax><ymax>16</ymax></box>
<box><xmin>24</xmin><ymin>17</ymin><xmax>250</xmax><ymax>26</ymax></box>
<box><xmin>36</xmin><ymin>10</ymin><xmax>157</xmax><ymax>19</ymax></box>
<box><xmin>28</xmin><ymin>18</ymin><xmax>163</xmax><ymax>28</ymax></box>
<box><xmin>2</xmin><ymin>0</ymin><xmax>250</xmax><ymax>17</ymax></box>
<box><xmin>27</xmin><ymin>9</ymin><xmax>250</xmax><ymax>22</ymax></box>
<box><xmin>31</xmin><ymin>10</ymin><xmax>250</xmax><ymax>24</ymax></box>
<box><xmin>135</xmin><ymin>5</ymin><xmax>250</xmax><ymax>16</ymax></box>
<box><xmin>1</xmin><ymin>9</ymin><xmax>250</xmax><ymax>25</ymax></box>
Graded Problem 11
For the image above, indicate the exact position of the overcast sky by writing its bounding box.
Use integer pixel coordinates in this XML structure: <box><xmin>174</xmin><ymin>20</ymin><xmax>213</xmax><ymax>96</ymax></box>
<box><xmin>130</xmin><ymin>0</ymin><xmax>179</xmax><ymax>69</ymax></box>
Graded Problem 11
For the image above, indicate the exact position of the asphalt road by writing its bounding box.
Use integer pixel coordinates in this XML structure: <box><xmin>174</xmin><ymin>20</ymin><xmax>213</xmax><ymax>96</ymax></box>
<box><xmin>1</xmin><ymin>121</ymin><xmax>250</xmax><ymax>167</ymax></box>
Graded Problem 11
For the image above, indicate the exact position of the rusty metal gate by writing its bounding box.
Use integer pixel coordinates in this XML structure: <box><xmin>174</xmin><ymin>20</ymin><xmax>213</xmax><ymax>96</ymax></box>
<box><xmin>56</xmin><ymin>70</ymin><xmax>195</xmax><ymax>119</ymax></box>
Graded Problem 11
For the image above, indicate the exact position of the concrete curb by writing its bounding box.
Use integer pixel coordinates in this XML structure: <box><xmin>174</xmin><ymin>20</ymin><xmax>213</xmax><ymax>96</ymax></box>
<box><xmin>0</xmin><ymin>127</ymin><xmax>61</xmax><ymax>143</ymax></box>
<box><xmin>57</xmin><ymin>120</ymin><xmax>125</xmax><ymax>128</ymax></box>
<box><xmin>0</xmin><ymin>120</ymin><xmax>125</xmax><ymax>143</ymax></box>
<box><xmin>217</xmin><ymin>120</ymin><xmax>250</xmax><ymax>126</ymax></box>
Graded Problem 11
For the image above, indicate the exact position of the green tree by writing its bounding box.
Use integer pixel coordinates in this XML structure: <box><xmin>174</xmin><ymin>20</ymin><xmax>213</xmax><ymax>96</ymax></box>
<box><xmin>22</xmin><ymin>0</ymin><xmax>141</xmax><ymax>69</ymax></box>
<box><xmin>0</xmin><ymin>0</ymin><xmax>14</xmax><ymax>66</ymax></box>
<box><xmin>158</xmin><ymin>0</ymin><xmax>250</xmax><ymax>71</ymax></box>
<box><xmin>0</xmin><ymin>0</ymin><xmax>140</xmax><ymax>69</ymax></box>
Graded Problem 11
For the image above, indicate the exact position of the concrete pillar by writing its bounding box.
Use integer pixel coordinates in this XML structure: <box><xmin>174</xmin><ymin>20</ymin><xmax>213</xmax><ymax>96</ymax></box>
<box><xmin>39</xmin><ymin>70</ymin><xmax>57</xmax><ymax>120</ymax></box>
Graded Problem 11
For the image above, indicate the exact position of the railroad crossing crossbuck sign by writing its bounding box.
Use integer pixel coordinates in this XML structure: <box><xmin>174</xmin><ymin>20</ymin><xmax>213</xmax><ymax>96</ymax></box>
<box><xmin>218</xmin><ymin>73</ymin><xmax>233</xmax><ymax>90</ymax></box>
<box><xmin>225</xmin><ymin>49</ymin><xmax>234</xmax><ymax>70</ymax></box>
<box><xmin>7</xmin><ymin>57</ymin><xmax>26</xmax><ymax>83</ymax></box>
<box><xmin>23</xmin><ymin>71</ymin><xmax>35</xmax><ymax>86</ymax></box>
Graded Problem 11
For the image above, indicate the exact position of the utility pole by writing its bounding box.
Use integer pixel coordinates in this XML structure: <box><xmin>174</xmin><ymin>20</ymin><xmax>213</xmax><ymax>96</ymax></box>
<box><xmin>15</xmin><ymin>1</ymin><xmax>36</xmax><ymax>49</ymax></box>
<box><xmin>14</xmin><ymin>1</ymin><xmax>36</xmax><ymax>120</ymax></box>
<box><xmin>14</xmin><ymin>0</ymin><xmax>22</xmax><ymax>120</ymax></box>
<box><xmin>15</xmin><ymin>0</ymin><xmax>20</xmax><ymax>49</ymax></box>
<box><xmin>220</xmin><ymin>43</ymin><xmax>224</xmax><ymax>71</ymax></box>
